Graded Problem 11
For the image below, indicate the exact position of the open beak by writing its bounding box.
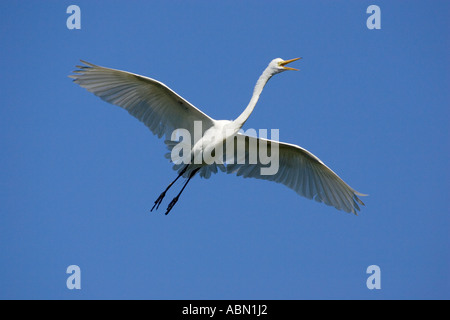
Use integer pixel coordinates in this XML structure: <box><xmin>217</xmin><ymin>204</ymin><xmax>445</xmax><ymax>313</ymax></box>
<box><xmin>279</xmin><ymin>57</ymin><xmax>301</xmax><ymax>71</ymax></box>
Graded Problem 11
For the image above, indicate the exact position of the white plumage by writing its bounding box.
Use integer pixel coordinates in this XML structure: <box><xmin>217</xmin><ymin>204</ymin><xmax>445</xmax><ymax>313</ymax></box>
<box><xmin>70</xmin><ymin>58</ymin><xmax>366</xmax><ymax>215</ymax></box>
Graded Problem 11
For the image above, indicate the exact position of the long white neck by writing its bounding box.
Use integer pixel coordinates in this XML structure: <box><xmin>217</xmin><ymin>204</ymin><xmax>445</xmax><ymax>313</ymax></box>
<box><xmin>233</xmin><ymin>67</ymin><xmax>274</xmax><ymax>129</ymax></box>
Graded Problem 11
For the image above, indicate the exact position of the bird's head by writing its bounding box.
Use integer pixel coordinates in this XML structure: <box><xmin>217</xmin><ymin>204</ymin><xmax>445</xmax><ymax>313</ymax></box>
<box><xmin>267</xmin><ymin>57</ymin><xmax>301</xmax><ymax>76</ymax></box>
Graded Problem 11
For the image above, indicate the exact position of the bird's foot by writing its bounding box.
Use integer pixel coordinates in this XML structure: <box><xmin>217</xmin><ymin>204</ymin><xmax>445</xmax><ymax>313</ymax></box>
<box><xmin>150</xmin><ymin>191</ymin><xmax>166</xmax><ymax>212</ymax></box>
<box><xmin>165</xmin><ymin>196</ymin><xmax>179</xmax><ymax>215</ymax></box>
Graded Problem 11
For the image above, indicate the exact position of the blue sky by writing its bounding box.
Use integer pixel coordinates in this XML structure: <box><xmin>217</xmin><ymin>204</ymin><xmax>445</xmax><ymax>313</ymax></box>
<box><xmin>1</xmin><ymin>1</ymin><xmax>448</xmax><ymax>299</ymax></box>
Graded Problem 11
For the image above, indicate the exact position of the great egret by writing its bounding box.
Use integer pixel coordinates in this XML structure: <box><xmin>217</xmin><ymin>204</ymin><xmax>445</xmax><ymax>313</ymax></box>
<box><xmin>70</xmin><ymin>58</ymin><xmax>366</xmax><ymax>215</ymax></box>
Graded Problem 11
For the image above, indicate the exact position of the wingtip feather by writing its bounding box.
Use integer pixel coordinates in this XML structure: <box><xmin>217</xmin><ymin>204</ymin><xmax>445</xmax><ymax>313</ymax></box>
<box><xmin>79</xmin><ymin>59</ymin><xmax>96</xmax><ymax>67</ymax></box>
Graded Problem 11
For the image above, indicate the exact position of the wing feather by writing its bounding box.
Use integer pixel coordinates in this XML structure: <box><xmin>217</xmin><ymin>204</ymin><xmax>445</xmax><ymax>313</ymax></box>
<box><xmin>226</xmin><ymin>133</ymin><xmax>366</xmax><ymax>214</ymax></box>
<box><xmin>69</xmin><ymin>60</ymin><xmax>215</xmax><ymax>140</ymax></box>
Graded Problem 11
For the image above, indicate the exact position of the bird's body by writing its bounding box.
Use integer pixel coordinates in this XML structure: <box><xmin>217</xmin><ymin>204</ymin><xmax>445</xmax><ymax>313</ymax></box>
<box><xmin>192</xmin><ymin>119</ymin><xmax>234</xmax><ymax>164</ymax></box>
<box><xmin>70</xmin><ymin>58</ymin><xmax>366</xmax><ymax>215</ymax></box>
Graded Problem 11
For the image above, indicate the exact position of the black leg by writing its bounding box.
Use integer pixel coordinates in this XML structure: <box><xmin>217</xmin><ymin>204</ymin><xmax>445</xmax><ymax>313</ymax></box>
<box><xmin>150</xmin><ymin>165</ymin><xmax>188</xmax><ymax>212</ymax></box>
<box><xmin>165</xmin><ymin>168</ymin><xmax>200</xmax><ymax>215</ymax></box>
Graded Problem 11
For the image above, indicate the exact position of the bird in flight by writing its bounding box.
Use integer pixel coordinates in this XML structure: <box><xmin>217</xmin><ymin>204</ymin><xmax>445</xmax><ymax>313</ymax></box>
<box><xmin>70</xmin><ymin>58</ymin><xmax>366</xmax><ymax>215</ymax></box>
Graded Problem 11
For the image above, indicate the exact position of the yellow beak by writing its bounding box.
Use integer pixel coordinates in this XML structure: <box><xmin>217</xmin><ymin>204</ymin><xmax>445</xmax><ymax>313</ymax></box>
<box><xmin>279</xmin><ymin>57</ymin><xmax>302</xmax><ymax>71</ymax></box>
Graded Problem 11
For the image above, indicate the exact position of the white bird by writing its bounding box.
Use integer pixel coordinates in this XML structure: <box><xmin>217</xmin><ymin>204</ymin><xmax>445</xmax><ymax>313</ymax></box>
<box><xmin>70</xmin><ymin>58</ymin><xmax>366</xmax><ymax>215</ymax></box>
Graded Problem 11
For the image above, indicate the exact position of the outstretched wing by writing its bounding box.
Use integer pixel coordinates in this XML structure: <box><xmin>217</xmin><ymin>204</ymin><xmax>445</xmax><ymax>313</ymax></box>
<box><xmin>69</xmin><ymin>60</ymin><xmax>215</xmax><ymax>139</ymax></box>
<box><xmin>226</xmin><ymin>133</ymin><xmax>366</xmax><ymax>214</ymax></box>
